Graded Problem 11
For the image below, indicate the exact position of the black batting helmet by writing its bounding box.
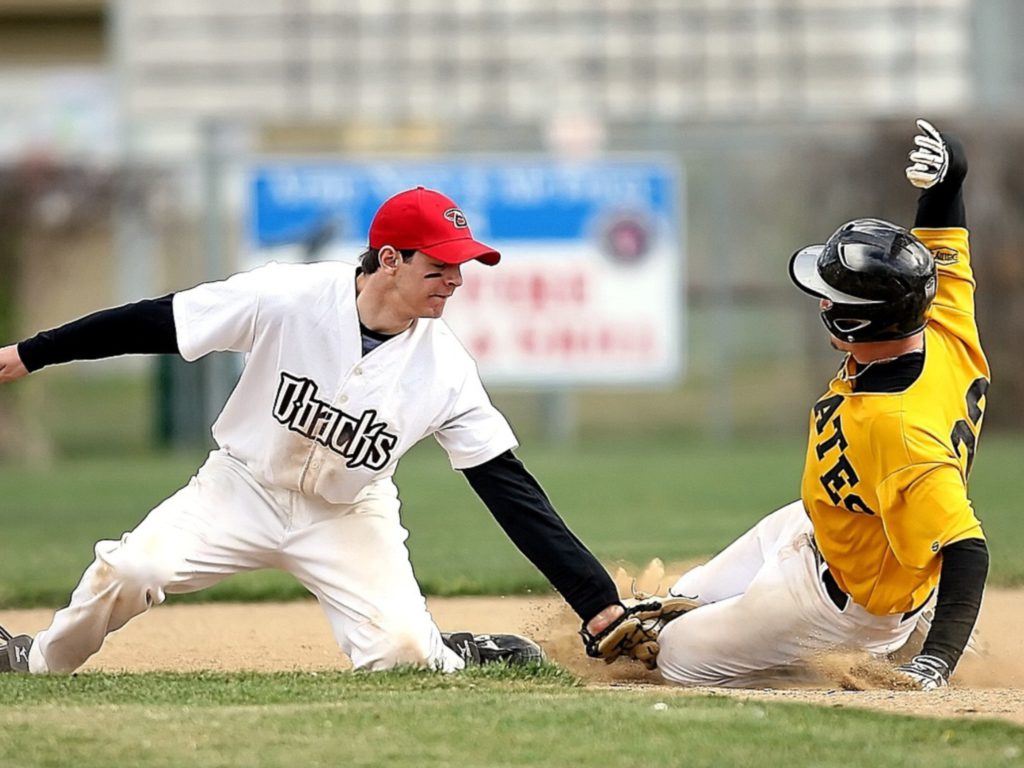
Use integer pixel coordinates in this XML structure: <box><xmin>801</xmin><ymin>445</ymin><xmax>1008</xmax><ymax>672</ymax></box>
<box><xmin>789</xmin><ymin>218</ymin><xmax>937</xmax><ymax>343</ymax></box>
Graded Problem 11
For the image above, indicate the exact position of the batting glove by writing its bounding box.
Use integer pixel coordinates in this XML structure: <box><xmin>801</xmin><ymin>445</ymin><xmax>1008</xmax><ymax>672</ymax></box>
<box><xmin>905</xmin><ymin>119</ymin><xmax>949</xmax><ymax>189</ymax></box>
<box><xmin>896</xmin><ymin>654</ymin><xmax>950</xmax><ymax>691</ymax></box>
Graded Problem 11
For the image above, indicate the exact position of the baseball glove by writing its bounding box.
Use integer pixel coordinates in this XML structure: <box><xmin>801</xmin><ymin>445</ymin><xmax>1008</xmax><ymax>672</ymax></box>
<box><xmin>581</xmin><ymin>595</ymin><xmax>700</xmax><ymax>670</ymax></box>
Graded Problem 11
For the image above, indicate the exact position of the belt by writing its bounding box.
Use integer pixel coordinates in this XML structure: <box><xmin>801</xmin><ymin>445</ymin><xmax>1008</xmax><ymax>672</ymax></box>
<box><xmin>820</xmin><ymin>566</ymin><xmax>849</xmax><ymax>612</ymax></box>
<box><xmin>813</xmin><ymin>539</ymin><xmax>930</xmax><ymax>622</ymax></box>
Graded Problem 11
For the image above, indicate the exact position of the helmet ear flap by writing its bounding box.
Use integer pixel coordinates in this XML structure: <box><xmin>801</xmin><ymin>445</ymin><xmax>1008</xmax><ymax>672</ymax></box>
<box><xmin>822</xmin><ymin>306</ymin><xmax>874</xmax><ymax>343</ymax></box>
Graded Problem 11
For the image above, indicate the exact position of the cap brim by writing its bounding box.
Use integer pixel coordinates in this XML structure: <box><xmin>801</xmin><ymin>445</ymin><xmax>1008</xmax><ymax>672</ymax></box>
<box><xmin>420</xmin><ymin>238</ymin><xmax>501</xmax><ymax>266</ymax></box>
<box><xmin>788</xmin><ymin>245</ymin><xmax>880</xmax><ymax>305</ymax></box>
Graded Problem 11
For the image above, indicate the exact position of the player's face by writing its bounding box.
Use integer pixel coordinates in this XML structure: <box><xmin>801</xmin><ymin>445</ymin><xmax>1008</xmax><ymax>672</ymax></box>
<box><xmin>393</xmin><ymin>250</ymin><xmax>464</xmax><ymax>319</ymax></box>
<box><xmin>830</xmin><ymin>337</ymin><xmax>855</xmax><ymax>353</ymax></box>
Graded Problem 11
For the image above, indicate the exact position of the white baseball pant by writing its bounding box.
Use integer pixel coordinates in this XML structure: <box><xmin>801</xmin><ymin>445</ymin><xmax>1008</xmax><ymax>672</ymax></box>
<box><xmin>28</xmin><ymin>450</ymin><xmax>463</xmax><ymax>674</ymax></box>
<box><xmin>657</xmin><ymin>501</ymin><xmax>920</xmax><ymax>687</ymax></box>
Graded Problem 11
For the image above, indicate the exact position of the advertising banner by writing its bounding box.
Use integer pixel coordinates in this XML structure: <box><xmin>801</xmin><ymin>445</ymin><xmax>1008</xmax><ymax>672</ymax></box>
<box><xmin>249</xmin><ymin>159</ymin><xmax>684</xmax><ymax>386</ymax></box>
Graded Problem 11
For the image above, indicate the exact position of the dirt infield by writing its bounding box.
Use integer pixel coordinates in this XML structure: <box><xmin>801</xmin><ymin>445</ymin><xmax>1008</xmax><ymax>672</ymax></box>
<box><xmin>3</xmin><ymin>586</ymin><xmax>1023</xmax><ymax>725</ymax></box>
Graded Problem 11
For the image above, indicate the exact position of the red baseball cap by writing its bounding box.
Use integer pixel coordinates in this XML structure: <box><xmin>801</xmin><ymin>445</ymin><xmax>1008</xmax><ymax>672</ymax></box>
<box><xmin>368</xmin><ymin>186</ymin><xmax>500</xmax><ymax>266</ymax></box>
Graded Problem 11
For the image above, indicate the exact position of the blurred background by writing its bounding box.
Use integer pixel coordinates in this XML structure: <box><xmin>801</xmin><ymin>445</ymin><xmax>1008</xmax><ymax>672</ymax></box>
<box><xmin>3</xmin><ymin>0</ymin><xmax>1024</xmax><ymax>607</ymax></box>
<box><xmin>0</xmin><ymin>0</ymin><xmax>1021</xmax><ymax>457</ymax></box>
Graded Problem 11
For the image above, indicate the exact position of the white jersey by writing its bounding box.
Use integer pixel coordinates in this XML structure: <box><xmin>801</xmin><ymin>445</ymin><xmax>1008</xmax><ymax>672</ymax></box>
<box><xmin>172</xmin><ymin>260</ymin><xmax>518</xmax><ymax>504</ymax></box>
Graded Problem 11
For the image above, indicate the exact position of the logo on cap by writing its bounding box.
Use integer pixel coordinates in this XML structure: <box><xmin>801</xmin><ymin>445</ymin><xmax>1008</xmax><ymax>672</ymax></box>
<box><xmin>443</xmin><ymin>208</ymin><xmax>469</xmax><ymax>229</ymax></box>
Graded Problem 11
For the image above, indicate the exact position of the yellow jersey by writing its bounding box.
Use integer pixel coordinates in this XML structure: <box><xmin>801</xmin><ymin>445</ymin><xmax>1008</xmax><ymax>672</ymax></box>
<box><xmin>801</xmin><ymin>227</ymin><xmax>989</xmax><ymax>616</ymax></box>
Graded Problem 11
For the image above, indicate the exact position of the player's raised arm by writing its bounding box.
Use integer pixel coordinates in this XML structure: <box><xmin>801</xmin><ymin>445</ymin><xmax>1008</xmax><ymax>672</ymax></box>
<box><xmin>906</xmin><ymin>118</ymin><xmax>967</xmax><ymax>229</ymax></box>
<box><xmin>906</xmin><ymin>119</ymin><xmax>980</xmax><ymax>343</ymax></box>
<box><xmin>7</xmin><ymin>294</ymin><xmax>179</xmax><ymax>375</ymax></box>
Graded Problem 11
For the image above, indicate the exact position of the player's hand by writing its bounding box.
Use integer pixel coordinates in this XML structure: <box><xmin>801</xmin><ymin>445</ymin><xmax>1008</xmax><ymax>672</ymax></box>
<box><xmin>0</xmin><ymin>344</ymin><xmax>29</xmax><ymax>384</ymax></box>
<box><xmin>895</xmin><ymin>654</ymin><xmax>950</xmax><ymax>691</ymax></box>
<box><xmin>585</xmin><ymin>603</ymin><xmax>625</xmax><ymax>636</ymax></box>
<box><xmin>581</xmin><ymin>596</ymin><xmax>698</xmax><ymax>670</ymax></box>
<box><xmin>905</xmin><ymin>119</ymin><xmax>950</xmax><ymax>189</ymax></box>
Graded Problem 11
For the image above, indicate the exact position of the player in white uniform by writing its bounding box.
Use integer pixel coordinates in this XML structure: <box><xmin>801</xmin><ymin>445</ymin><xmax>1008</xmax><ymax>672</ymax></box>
<box><xmin>0</xmin><ymin>186</ymin><xmax>625</xmax><ymax>674</ymax></box>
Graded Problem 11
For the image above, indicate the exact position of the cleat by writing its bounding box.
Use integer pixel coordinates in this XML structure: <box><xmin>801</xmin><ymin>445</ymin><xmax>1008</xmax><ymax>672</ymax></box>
<box><xmin>442</xmin><ymin>632</ymin><xmax>481</xmax><ymax>665</ymax></box>
<box><xmin>472</xmin><ymin>633</ymin><xmax>545</xmax><ymax>665</ymax></box>
<box><xmin>0</xmin><ymin>625</ymin><xmax>33</xmax><ymax>673</ymax></box>
<box><xmin>442</xmin><ymin>632</ymin><xmax>544</xmax><ymax>666</ymax></box>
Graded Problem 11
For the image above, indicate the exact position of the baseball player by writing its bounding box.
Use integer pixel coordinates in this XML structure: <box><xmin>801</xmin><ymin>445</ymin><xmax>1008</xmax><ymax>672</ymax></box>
<box><xmin>585</xmin><ymin>120</ymin><xmax>990</xmax><ymax>689</ymax></box>
<box><xmin>0</xmin><ymin>186</ymin><xmax>628</xmax><ymax>674</ymax></box>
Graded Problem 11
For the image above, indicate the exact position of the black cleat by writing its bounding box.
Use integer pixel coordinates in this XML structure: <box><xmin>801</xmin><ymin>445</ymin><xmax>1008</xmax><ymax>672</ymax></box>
<box><xmin>0</xmin><ymin>625</ymin><xmax>33</xmax><ymax>673</ymax></box>
<box><xmin>442</xmin><ymin>632</ymin><xmax>544</xmax><ymax>666</ymax></box>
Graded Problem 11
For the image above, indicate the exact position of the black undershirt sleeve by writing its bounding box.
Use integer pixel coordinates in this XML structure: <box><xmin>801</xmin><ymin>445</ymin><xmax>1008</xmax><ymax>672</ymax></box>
<box><xmin>914</xmin><ymin>133</ymin><xmax>967</xmax><ymax>229</ymax></box>
<box><xmin>17</xmin><ymin>294</ymin><xmax>179</xmax><ymax>372</ymax></box>
<box><xmin>462</xmin><ymin>450</ymin><xmax>620</xmax><ymax>623</ymax></box>
<box><xmin>921</xmin><ymin>537</ymin><xmax>989</xmax><ymax>671</ymax></box>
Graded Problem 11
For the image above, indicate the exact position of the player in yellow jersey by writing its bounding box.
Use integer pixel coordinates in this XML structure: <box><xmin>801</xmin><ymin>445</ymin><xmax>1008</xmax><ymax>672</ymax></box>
<box><xmin>646</xmin><ymin>120</ymin><xmax>989</xmax><ymax>689</ymax></box>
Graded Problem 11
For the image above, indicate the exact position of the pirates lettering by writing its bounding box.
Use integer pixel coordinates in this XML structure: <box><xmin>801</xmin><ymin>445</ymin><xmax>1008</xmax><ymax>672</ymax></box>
<box><xmin>812</xmin><ymin>395</ymin><xmax>876</xmax><ymax>516</ymax></box>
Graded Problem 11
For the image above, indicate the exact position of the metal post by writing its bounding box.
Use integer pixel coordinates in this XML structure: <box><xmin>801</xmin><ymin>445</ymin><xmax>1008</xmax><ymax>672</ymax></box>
<box><xmin>199</xmin><ymin>118</ymin><xmax>239</xmax><ymax>432</ymax></box>
<box><xmin>109</xmin><ymin>1</ymin><xmax>155</xmax><ymax>305</ymax></box>
<box><xmin>706</xmin><ymin>154</ymin><xmax>735</xmax><ymax>442</ymax></box>
<box><xmin>538</xmin><ymin>388</ymin><xmax>576</xmax><ymax>445</ymax></box>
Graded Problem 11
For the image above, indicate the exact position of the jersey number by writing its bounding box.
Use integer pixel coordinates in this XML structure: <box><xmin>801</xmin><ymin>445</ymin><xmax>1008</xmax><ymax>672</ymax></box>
<box><xmin>950</xmin><ymin>377</ymin><xmax>989</xmax><ymax>477</ymax></box>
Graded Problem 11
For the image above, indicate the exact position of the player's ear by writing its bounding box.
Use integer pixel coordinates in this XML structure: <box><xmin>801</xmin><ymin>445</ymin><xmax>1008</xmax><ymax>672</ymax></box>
<box><xmin>378</xmin><ymin>246</ymin><xmax>401</xmax><ymax>273</ymax></box>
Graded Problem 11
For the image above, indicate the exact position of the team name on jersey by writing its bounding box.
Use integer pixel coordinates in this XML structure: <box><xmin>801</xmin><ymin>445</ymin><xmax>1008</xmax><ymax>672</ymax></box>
<box><xmin>812</xmin><ymin>394</ymin><xmax>877</xmax><ymax>516</ymax></box>
<box><xmin>272</xmin><ymin>372</ymin><xmax>397</xmax><ymax>470</ymax></box>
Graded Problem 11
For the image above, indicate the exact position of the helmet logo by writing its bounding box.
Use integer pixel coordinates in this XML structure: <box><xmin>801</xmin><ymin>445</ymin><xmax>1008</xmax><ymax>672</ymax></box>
<box><xmin>444</xmin><ymin>208</ymin><xmax>469</xmax><ymax>228</ymax></box>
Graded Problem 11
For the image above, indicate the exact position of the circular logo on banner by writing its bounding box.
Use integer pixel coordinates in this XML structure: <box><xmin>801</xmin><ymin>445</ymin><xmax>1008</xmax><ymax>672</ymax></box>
<box><xmin>598</xmin><ymin>212</ymin><xmax>654</xmax><ymax>265</ymax></box>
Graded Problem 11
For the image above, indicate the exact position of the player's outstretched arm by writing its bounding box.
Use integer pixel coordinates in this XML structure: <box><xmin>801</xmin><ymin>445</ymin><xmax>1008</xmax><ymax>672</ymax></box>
<box><xmin>461</xmin><ymin>450</ymin><xmax>622</xmax><ymax>628</ymax></box>
<box><xmin>0</xmin><ymin>344</ymin><xmax>29</xmax><ymax>383</ymax></box>
<box><xmin>14</xmin><ymin>294</ymin><xmax>179</xmax><ymax>374</ymax></box>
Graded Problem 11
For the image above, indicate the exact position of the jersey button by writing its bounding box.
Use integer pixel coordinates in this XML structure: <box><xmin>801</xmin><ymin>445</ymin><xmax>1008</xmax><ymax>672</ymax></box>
<box><xmin>354</xmin><ymin>367</ymin><xmax>363</xmax><ymax>375</ymax></box>
<box><xmin>310</xmin><ymin>459</ymin><xmax>322</xmax><ymax>469</ymax></box>
<box><xmin>339</xmin><ymin>395</ymin><xmax>348</xmax><ymax>403</ymax></box>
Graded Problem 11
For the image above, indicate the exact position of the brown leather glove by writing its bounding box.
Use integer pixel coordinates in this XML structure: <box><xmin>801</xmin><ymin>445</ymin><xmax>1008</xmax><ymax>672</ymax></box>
<box><xmin>580</xmin><ymin>595</ymin><xmax>699</xmax><ymax>670</ymax></box>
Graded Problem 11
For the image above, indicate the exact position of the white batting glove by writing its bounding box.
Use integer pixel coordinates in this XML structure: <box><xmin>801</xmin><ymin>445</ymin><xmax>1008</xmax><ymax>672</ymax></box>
<box><xmin>905</xmin><ymin>119</ymin><xmax>949</xmax><ymax>189</ymax></box>
<box><xmin>896</xmin><ymin>654</ymin><xmax>950</xmax><ymax>691</ymax></box>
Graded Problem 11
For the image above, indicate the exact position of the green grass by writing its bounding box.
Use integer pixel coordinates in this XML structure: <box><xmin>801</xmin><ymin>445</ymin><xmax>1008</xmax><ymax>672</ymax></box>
<box><xmin>0</xmin><ymin>667</ymin><xmax>1022</xmax><ymax>768</ymax></box>
<box><xmin>1</xmin><ymin>434</ymin><xmax>1022</xmax><ymax>607</ymax></box>
<box><xmin>25</xmin><ymin>366</ymin><xmax>156</xmax><ymax>457</ymax></box>
<box><xmin>2</xmin><ymin>414</ymin><xmax>1023</xmax><ymax>767</ymax></box>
